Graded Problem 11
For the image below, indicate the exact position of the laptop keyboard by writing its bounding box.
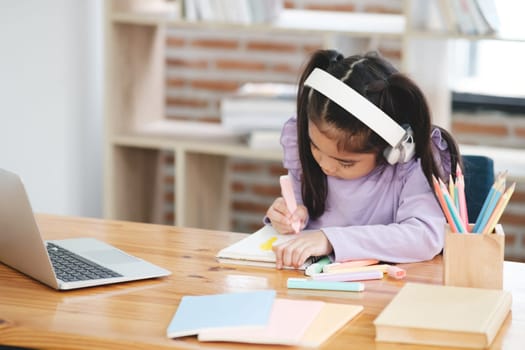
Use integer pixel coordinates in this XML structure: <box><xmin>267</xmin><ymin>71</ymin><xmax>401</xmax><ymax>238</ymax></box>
<box><xmin>47</xmin><ymin>242</ymin><xmax>122</xmax><ymax>282</ymax></box>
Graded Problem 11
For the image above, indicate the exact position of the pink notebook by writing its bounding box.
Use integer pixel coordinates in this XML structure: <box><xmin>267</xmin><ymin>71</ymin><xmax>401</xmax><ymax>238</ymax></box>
<box><xmin>198</xmin><ymin>298</ymin><xmax>324</xmax><ymax>345</ymax></box>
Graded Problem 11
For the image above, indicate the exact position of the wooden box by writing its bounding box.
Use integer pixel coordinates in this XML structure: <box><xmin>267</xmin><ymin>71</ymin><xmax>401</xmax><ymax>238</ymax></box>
<box><xmin>443</xmin><ymin>224</ymin><xmax>504</xmax><ymax>289</ymax></box>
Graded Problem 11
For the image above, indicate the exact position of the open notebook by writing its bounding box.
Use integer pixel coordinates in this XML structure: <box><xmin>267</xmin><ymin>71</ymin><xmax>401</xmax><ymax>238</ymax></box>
<box><xmin>216</xmin><ymin>225</ymin><xmax>322</xmax><ymax>269</ymax></box>
<box><xmin>0</xmin><ymin>168</ymin><xmax>171</xmax><ymax>290</ymax></box>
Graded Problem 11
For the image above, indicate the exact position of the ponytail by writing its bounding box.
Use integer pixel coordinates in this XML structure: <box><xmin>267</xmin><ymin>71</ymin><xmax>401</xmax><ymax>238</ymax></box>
<box><xmin>297</xmin><ymin>50</ymin><xmax>344</xmax><ymax>219</ymax></box>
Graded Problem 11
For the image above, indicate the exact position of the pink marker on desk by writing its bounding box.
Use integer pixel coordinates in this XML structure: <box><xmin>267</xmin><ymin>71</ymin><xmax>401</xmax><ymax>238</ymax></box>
<box><xmin>386</xmin><ymin>265</ymin><xmax>406</xmax><ymax>280</ymax></box>
<box><xmin>280</xmin><ymin>175</ymin><xmax>301</xmax><ymax>234</ymax></box>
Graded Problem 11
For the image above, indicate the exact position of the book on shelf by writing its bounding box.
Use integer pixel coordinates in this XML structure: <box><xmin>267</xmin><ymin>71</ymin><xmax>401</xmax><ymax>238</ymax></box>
<box><xmin>411</xmin><ymin>0</ymin><xmax>455</xmax><ymax>32</ymax></box>
<box><xmin>450</xmin><ymin>0</ymin><xmax>476</xmax><ymax>34</ymax></box>
<box><xmin>472</xmin><ymin>0</ymin><xmax>500</xmax><ymax>33</ymax></box>
<box><xmin>248</xmin><ymin>130</ymin><xmax>282</xmax><ymax>149</ymax></box>
<box><xmin>236</xmin><ymin>82</ymin><xmax>296</xmax><ymax>97</ymax></box>
<box><xmin>463</xmin><ymin>0</ymin><xmax>497</xmax><ymax>35</ymax></box>
<box><xmin>216</xmin><ymin>225</ymin><xmax>322</xmax><ymax>270</ymax></box>
<box><xmin>220</xmin><ymin>82</ymin><xmax>296</xmax><ymax>132</ymax></box>
<box><xmin>131</xmin><ymin>0</ymin><xmax>182</xmax><ymax>17</ymax></box>
<box><xmin>374</xmin><ymin>282</ymin><xmax>512</xmax><ymax>349</ymax></box>
<box><xmin>183</xmin><ymin>0</ymin><xmax>283</xmax><ymax>24</ymax></box>
<box><xmin>436</xmin><ymin>0</ymin><xmax>459</xmax><ymax>32</ymax></box>
<box><xmin>138</xmin><ymin>119</ymin><xmax>247</xmax><ymax>142</ymax></box>
<box><xmin>448</xmin><ymin>0</ymin><xmax>499</xmax><ymax>35</ymax></box>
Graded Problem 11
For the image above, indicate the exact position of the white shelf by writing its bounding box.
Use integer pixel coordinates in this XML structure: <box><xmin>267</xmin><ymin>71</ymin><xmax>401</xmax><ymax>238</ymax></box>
<box><xmin>112</xmin><ymin>9</ymin><xmax>405</xmax><ymax>38</ymax></box>
<box><xmin>112</xmin><ymin>8</ymin><xmax>524</xmax><ymax>42</ymax></box>
<box><xmin>112</xmin><ymin>134</ymin><xmax>282</xmax><ymax>161</ymax></box>
<box><xmin>406</xmin><ymin>30</ymin><xmax>525</xmax><ymax>42</ymax></box>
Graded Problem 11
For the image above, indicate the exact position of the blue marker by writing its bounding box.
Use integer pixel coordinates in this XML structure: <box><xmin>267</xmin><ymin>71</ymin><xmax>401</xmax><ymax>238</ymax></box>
<box><xmin>287</xmin><ymin>278</ymin><xmax>365</xmax><ymax>292</ymax></box>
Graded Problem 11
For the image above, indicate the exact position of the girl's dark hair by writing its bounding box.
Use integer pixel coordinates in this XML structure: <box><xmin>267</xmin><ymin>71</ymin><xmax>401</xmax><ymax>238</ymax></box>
<box><xmin>297</xmin><ymin>50</ymin><xmax>461</xmax><ymax>219</ymax></box>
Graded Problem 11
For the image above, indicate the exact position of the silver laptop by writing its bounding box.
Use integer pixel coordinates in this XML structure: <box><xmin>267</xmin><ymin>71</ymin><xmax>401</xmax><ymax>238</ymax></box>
<box><xmin>0</xmin><ymin>168</ymin><xmax>171</xmax><ymax>290</ymax></box>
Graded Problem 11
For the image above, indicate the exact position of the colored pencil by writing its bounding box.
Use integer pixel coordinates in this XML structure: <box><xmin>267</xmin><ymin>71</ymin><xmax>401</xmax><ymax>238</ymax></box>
<box><xmin>472</xmin><ymin>172</ymin><xmax>506</xmax><ymax>233</ymax></box>
<box><xmin>432</xmin><ymin>176</ymin><xmax>459</xmax><ymax>233</ymax></box>
<box><xmin>481</xmin><ymin>182</ymin><xmax>516</xmax><ymax>235</ymax></box>
<box><xmin>473</xmin><ymin>176</ymin><xmax>505</xmax><ymax>233</ymax></box>
<box><xmin>449</xmin><ymin>174</ymin><xmax>456</xmax><ymax>206</ymax></box>
<box><xmin>454</xmin><ymin>184</ymin><xmax>460</xmax><ymax>214</ymax></box>
<box><xmin>456</xmin><ymin>164</ymin><xmax>469</xmax><ymax>231</ymax></box>
<box><xmin>440</xmin><ymin>179</ymin><xmax>467</xmax><ymax>233</ymax></box>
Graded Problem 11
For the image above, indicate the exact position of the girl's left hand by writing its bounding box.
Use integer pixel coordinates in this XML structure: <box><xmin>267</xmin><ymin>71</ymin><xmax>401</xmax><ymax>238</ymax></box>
<box><xmin>272</xmin><ymin>230</ymin><xmax>333</xmax><ymax>269</ymax></box>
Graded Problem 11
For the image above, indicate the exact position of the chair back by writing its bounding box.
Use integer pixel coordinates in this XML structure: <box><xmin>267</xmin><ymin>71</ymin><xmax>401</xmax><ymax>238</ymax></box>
<box><xmin>462</xmin><ymin>155</ymin><xmax>495</xmax><ymax>221</ymax></box>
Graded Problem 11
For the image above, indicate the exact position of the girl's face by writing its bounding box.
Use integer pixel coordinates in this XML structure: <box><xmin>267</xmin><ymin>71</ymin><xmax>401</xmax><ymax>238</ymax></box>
<box><xmin>308</xmin><ymin>121</ymin><xmax>378</xmax><ymax>180</ymax></box>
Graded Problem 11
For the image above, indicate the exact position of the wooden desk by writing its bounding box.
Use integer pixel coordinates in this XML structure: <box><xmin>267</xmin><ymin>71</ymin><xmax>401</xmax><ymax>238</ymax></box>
<box><xmin>1</xmin><ymin>214</ymin><xmax>524</xmax><ymax>350</ymax></box>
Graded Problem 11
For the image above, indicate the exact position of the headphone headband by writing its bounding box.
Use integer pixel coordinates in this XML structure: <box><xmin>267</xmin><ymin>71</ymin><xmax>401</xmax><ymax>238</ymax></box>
<box><xmin>303</xmin><ymin>68</ymin><xmax>406</xmax><ymax>148</ymax></box>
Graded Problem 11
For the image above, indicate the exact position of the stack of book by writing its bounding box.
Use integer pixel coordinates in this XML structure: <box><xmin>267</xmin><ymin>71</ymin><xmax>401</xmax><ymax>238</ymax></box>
<box><xmin>443</xmin><ymin>0</ymin><xmax>499</xmax><ymax>35</ymax></box>
<box><xmin>220</xmin><ymin>82</ymin><xmax>296</xmax><ymax>148</ymax></box>
<box><xmin>183</xmin><ymin>0</ymin><xmax>283</xmax><ymax>24</ymax></box>
<box><xmin>413</xmin><ymin>0</ymin><xmax>499</xmax><ymax>35</ymax></box>
<box><xmin>166</xmin><ymin>289</ymin><xmax>363</xmax><ymax>347</ymax></box>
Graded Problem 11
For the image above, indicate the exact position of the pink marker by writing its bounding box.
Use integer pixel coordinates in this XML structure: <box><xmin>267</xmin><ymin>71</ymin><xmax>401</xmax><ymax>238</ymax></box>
<box><xmin>386</xmin><ymin>265</ymin><xmax>406</xmax><ymax>279</ymax></box>
<box><xmin>323</xmin><ymin>259</ymin><xmax>379</xmax><ymax>273</ymax></box>
<box><xmin>280</xmin><ymin>175</ymin><xmax>301</xmax><ymax>233</ymax></box>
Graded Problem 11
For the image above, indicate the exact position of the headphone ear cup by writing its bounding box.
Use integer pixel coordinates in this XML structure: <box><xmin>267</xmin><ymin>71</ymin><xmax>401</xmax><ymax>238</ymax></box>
<box><xmin>383</xmin><ymin>127</ymin><xmax>415</xmax><ymax>165</ymax></box>
<box><xmin>401</xmin><ymin>141</ymin><xmax>416</xmax><ymax>163</ymax></box>
<box><xmin>383</xmin><ymin>146</ymin><xmax>401</xmax><ymax>165</ymax></box>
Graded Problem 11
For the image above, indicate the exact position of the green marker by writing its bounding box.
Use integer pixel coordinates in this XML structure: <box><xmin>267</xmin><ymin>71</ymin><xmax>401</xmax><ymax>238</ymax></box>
<box><xmin>304</xmin><ymin>256</ymin><xmax>332</xmax><ymax>276</ymax></box>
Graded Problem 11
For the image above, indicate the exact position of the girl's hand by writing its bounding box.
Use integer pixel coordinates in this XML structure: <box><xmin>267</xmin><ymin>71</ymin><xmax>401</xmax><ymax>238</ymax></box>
<box><xmin>266</xmin><ymin>198</ymin><xmax>308</xmax><ymax>234</ymax></box>
<box><xmin>272</xmin><ymin>230</ymin><xmax>333</xmax><ymax>269</ymax></box>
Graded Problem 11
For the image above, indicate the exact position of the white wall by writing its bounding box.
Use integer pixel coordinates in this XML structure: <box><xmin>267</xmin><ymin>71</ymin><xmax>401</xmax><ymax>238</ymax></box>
<box><xmin>0</xmin><ymin>0</ymin><xmax>103</xmax><ymax>217</ymax></box>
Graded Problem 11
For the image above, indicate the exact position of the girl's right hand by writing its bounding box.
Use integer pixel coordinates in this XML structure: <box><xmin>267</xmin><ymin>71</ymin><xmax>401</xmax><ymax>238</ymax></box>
<box><xmin>266</xmin><ymin>197</ymin><xmax>308</xmax><ymax>234</ymax></box>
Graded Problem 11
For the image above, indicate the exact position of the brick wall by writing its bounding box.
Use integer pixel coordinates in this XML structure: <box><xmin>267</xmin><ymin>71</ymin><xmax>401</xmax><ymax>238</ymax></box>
<box><xmin>452</xmin><ymin>111</ymin><xmax>525</xmax><ymax>148</ymax></box>
<box><xmin>451</xmin><ymin>111</ymin><xmax>525</xmax><ymax>261</ymax></box>
<box><xmin>160</xmin><ymin>0</ymin><xmax>525</xmax><ymax>261</ymax></box>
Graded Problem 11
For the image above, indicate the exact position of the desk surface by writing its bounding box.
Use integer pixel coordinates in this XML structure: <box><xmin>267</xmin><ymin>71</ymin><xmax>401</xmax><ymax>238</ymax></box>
<box><xmin>1</xmin><ymin>214</ymin><xmax>524</xmax><ymax>350</ymax></box>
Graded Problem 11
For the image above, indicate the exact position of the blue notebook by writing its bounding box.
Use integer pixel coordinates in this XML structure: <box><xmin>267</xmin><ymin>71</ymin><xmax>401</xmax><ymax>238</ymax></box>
<box><xmin>166</xmin><ymin>290</ymin><xmax>276</xmax><ymax>338</ymax></box>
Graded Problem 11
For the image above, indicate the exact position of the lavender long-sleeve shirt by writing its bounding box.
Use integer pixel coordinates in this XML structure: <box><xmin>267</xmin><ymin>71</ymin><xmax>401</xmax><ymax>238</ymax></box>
<box><xmin>280</xmin><ymin>117</ymin><xmax>450</xmax><ymax>263</ymax></box>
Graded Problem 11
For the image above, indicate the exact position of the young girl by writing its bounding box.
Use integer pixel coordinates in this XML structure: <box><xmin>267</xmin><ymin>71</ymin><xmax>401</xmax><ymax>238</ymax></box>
<box><xmin>266</xmin><ymin>50</ymin><xmax>461</xmax><ymax>269</ymax></box>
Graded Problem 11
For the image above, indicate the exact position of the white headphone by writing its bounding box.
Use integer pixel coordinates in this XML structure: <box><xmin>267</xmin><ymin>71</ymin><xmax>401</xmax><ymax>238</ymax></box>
<box><xmin>303</xmin><ymin>68</ymin><xmax>415</xmax><ymax>165</ymax></box>
<box><xmin>383</xmin><ymin>126</ymin><xmax>415</xmax><ymax>164</ymax></box>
